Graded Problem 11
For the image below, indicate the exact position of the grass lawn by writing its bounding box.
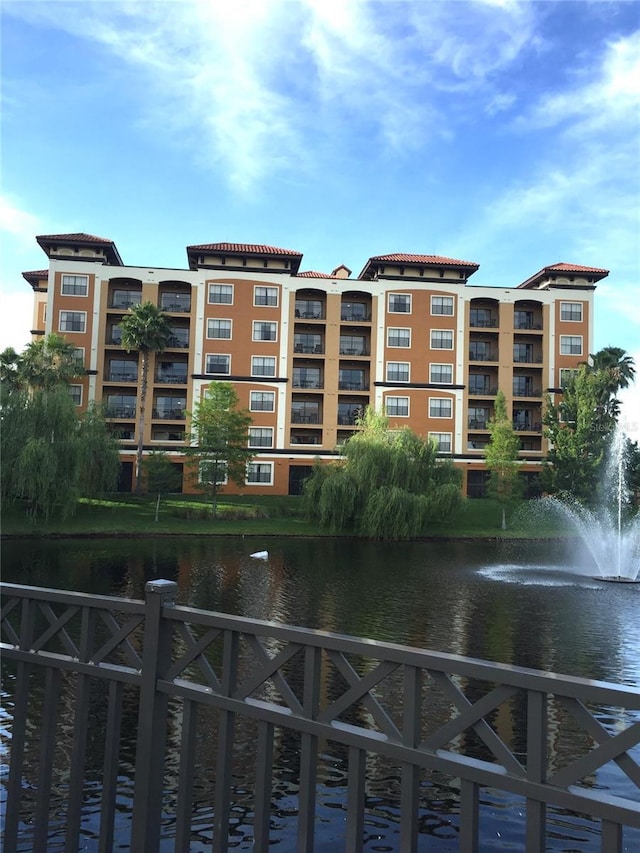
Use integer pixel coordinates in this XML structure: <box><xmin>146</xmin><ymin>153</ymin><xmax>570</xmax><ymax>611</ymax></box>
<box><xmin>1</xmin><ymin>494</ymin><xmax>565</xmax><ymax>539</ymax></box>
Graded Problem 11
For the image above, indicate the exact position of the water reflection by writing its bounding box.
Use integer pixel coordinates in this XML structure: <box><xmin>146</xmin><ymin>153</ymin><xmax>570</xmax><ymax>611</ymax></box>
<box><xmin>2</xmin><ymin>537</ymin><xmax>639</xmax><ymax>851</ymax></box>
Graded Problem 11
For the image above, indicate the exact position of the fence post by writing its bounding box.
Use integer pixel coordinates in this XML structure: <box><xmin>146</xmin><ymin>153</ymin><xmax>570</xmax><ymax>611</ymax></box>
<box><xmin>131</xmin><ymin>579</ymin><xmax>178</xmax><ymax>853</ymax></box>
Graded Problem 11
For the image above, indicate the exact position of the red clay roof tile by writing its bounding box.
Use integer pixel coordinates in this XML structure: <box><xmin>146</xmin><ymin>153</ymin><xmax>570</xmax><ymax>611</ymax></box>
<box><xmin>188</xmin><ymin>242</ymin><xmax>302</xmax><ymax>256</ymax></box>
<box><xmin>368</xmin><ymin>253</ymin><xmax>479</xmax><ymax>267</ymax></box>
<box><xmin>297</xmin><ymin>270</ymin><xmax>334</xmax><ymax>278</ymax></box>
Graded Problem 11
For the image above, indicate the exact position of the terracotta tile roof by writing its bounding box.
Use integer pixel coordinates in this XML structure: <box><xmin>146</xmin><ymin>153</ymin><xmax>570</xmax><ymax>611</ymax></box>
<box><xmin>518</xmin><ymin>262</ymin><xmax>609</xmax><ymax>289</ymax></box>
<box><xmin>37</xmin><ymin>232</ymin><xmax>114</xmax><ymax>244</ymax></box>
<box><xmin>542</xmin><ymin>262</ymin><xmax>609</xmax><ymax>274</ymax></box>
<box><xmin>187</xmin><ymin>241</ymin><xmax>302</xmax><ymax>256</ymax></box>
<box><xmin>368</xmin><ymin>253</ymin><xmax>479</xmax><ymax>267</ymax></box>
<box><xmin>22</xmin><ymin>269</ymin><xmax>49</xmax><ymax>280</ymax></box>
<box><xmin>297</xmin><ymin>270</ymin><xmax>334</xmax><ymax>278</ymax></box>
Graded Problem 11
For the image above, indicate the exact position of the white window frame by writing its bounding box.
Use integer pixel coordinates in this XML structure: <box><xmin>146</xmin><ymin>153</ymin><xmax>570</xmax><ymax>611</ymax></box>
<box><xmin>253</xmin><ymin>320</ymin><xmax>278</xmax><ymax>342</ymax></box>
<box><xmin>205</xmin><ymin>353</ymin><xmax>231</xmax><ymax>375</ymax></box>
<box><xmin>430</xmin><ymin>363</ymin><xmax>453</xmax><ymax>384</ymax></box>
<box><xmin>559</xmin><ymin>368</ymin><xmax>579</xmax><ymax>387</ymax></box>
<box><xmin>208</xmin><ymin>283</ymin><xmax>234</xmax><ymax>304</ymax></box>
<box><xmin>61</xmin><ymin>274</ymin><xmax>89</xmax><ymax>296</ymax></box>
<box><xmin>387</xmin><ymin>327</ymin><xmax>411</xmax><ymax>348</ymax></box>
<box><xmin>59</xmin><ymin>310</ymin><xmax>87</xmax><ymax>333</ymax></box>
<box><xmin>388</xmin><ymin>293</ymin><xmax>412</xmax><ymax>314</ymax></box>
<box><xmin>385</xmin><ymin>396</ymin><xmax>410</xmax><ymax>417</ymax></box>
<box><xmin>430</xmin><ymin>329</ymin><xmax>454</xmax><ymax>350</ymax></box>
<box><xmin>431</xmin><ymin>295</ymin><xmax>454</xmax><ymax>316</ymax></box>
<box><xmin>254</xmin><ymin>286</ymin><xmax>279</xmax><ymax>307</ymax></box>
<box><xmin>248</xmin><ymin>427</ymin><xmax>274</xmax><ymax>448</ymax></box>
<box><xmin>429</xmin><ymin>431</ymin><xmax>452</xmax><ymax>453</ymax></box>
<box><xmin>386</xmin><ymin>361</ymin><xmax>410</xmax><ymax>383</ymax></box>
<box><xmin>207</xmin><ymin>318</ymin><xmax>232</xmax><ymax>340</ymax></box>
<box><xmin>560</xmin><ymin>335</ymin><xmax>583</xmax><ymax>356</ymax></box>
<box><xmin>250</xmin><ymin>390</ymin><xmax>275</xmax><ymax>412</ymax></box>
<box><xmin>69</xmin><ymin>384</ymin><xmax>83</xmax><ymax>406</ymax></box>
<box><xmin>560</xmin><ymin>302</ymin><xmax>583</xmax><ymax>322</ymax></box>
<box><xmin>429</xmin><ymin>397</ymin><xmax>453</xmax><ymax>419</ymax></box>
<box><xmin>198</xmin><ymin>461</ymin><xmax>228</xmax><ymax>485</ymax></box>
<box><xmin>251</xmin><ymin>356</ymin><xmax>276</xmax><ymax>377</ymax></box>
<box><xmin>246</xmin><ymin>462</ymin><xmax>274</xmax><ymax>485</ymax></box>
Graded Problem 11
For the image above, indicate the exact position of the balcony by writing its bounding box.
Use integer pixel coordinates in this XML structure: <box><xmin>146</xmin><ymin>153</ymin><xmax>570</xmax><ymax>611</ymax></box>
<box><xmin>160</xmin><ymin>295</ymin><xmax>191</xmax><ymax>313</ymax></box>
<box><xmin>166</xmin><ymin>333</ymin><xmax>190</xmax><ymax>349</ymax></box>
<box><xmin>292</xmin><ymin>379</ymin><xmax>323</xmax><ymax>389</ymax></box>
<box><xmin>339</xmin><ymin>347</ymin><xmax>368</xmax><ymax>356</ymax></box>
<box><xmin>338</xmin><ymin>382</ymin><xmax>368</xmax><ymax>391</ymax></box>
<box><xmin>513</xmin><ymin>354</ymin><xmax>543</xmax><ymax>364</ymax></box>
<box><xmin>513</xmin><ymin>387</ymin><xmax>541</xmax><ymax>398</ymax></box>
<box><xmin>468</xmin><ymin>418</ymin><xmax>489</xmax><ymax>430</ymax></box>
<box><xmin>110</xmin><ymin>296</ymin><xmax>141</xmax><ymax>310</ymax></box>
<box><xmin>513</xmin><ymin>421</ymin><xmax>542</xmax><ymax>432</ymax></box>
<box><xmin>291</xmin><ymin>411</ymin><xmax>320</xmax><ymax>424</ymax></box>
<box><xmin>468</xmin><ymin>385</ymin><xmax>497</xmax><ymax>396</ymax></box>
<box><xmin>470</xmin><ymin>317</ymin><xmax>497</xmax><ymax>328</ymax></box>
<box><xmin>152</xmin><ymin>408</ymin><xmax>186</xmax><ymax>421</ymax></box>
<box><xmin>294</xmin><ymin>343</ymin><xmax>323</xmax><ymax>354</ymax></box>
<box><xmin>107</xmin><ymin>371</ymin><xmax>138</xmax><ymax>383</ymax></box>
<box><xmin>105</xmin><ymin>406</ymin><xmax>136</xmax><ymax>419</ymax></box>
<box><xmin>155</xmin><ymin>371</ymin><xmax>188</xmax><ymax>385</ymax></box>
<box><xmin>295</xmin><ymin>299</ymin><xmax>324</xmax><ymax>320</ymax></box>
<box><xmin>468</xmin><ymin>351</ymin><xmax>497</xmax><ymax>362</ymax></box>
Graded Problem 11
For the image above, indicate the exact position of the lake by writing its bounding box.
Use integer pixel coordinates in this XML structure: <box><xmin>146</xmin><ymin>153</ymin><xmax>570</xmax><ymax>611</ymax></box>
<box><xmin>2</xmin><ymin>536</ymin><xmax>639</xmax><ymax>850</ymax></box>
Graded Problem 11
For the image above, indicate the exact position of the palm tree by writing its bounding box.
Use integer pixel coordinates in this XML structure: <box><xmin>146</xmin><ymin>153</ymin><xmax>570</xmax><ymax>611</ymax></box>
<box><xmin>587</xmin><ymin>347</ymin><xmax>636</xmax><ymax>394</ymax></box>
<box><xmin>18</xmin><ymin>333</ymin><xmax>82</xmax><ymax>391</ymax></box>
<box><xmin>119</xmin><ymin>302</ymin><xmax>171</xmax><ymax>494</ymax></box>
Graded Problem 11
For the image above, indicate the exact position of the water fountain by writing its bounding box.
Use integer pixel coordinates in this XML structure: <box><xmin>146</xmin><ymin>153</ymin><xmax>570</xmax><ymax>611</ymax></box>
<box><xmin>540</xmin><ymin>427</ymin><xmax>640</xmax><ymax>582</ymax></box>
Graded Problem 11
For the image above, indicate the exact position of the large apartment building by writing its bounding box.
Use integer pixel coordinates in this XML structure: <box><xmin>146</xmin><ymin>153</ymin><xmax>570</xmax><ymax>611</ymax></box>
<box><xmin>23</xmin><ymin>232</ymin><xmax>608</xmax><ymax>496</ymax></box>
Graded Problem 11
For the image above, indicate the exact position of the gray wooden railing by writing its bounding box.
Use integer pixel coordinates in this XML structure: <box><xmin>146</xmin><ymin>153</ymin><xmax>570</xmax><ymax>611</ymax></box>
<box><xmin>1</xmin><ymin>580</ymin><xmax>639</xmax><ymax>852</ymax></box>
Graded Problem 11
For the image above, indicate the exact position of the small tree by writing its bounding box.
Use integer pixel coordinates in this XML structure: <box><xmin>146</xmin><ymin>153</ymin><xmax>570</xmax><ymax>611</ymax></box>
<box><xmin>142</xmin><ymin>451</ymin><xmax>183</xmax><ymax>521</ymax></box>
<box><xmin>119</xmin><ymin>302</ymin><xmax>172</xmax><ymax>495</ymax></box>
<box><xmin>485</xmin><ymin>391</ymin><xmax>522</xmax><ymax>529</ymax></box>
<box><xmin>185</xmin><ymin>382</ymin><xmax>253</xmax><ymax>517</ymax></box>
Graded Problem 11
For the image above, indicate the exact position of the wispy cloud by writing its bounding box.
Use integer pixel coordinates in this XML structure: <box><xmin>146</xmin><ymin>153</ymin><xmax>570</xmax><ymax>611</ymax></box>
<box><xmin>5</xmin><ymin>0</ymin><xmax>539</xmax><ymax>188</ymax></box>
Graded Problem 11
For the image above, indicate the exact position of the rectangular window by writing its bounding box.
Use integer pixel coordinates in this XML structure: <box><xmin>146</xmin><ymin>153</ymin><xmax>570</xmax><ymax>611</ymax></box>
<box><xmin>207</xmin><ymin>318</ymin><xmax>232</xmax><ymax>339</ymax></box>
<box><xmin>430</xmin><ymin>329</ymin><xmax>454</xmax><ymax>349</ymax></box>
<box><xmin>470</xmin><ymin>308</ymin><xmax>494</xmax><ymax>327</ymax></box>
<box><xmin>429</xmin><ymin>398</ymin><xmax>452</xmax><ymax>418</ymax></box>
<box><xmin>108</xmin><ymin>359</ymin><xmax>138</xmax><ymax>382</ymax></box>
<box><xmin>199</xmin><ymin>461</ymin><xmax>227</xmax><ymax>485</ymax></box>
<box><xmin>388</xmin><ymin>294</ymin><xmax>411</xmax><ymax>314</ymax></box>
<box><xmin>387</xmin><ymin>327</ymin><xmax>411</xmax><ymax>348</ymax></box>
<box><xmin>294</xmin><ymin>367</ymin><xmax>322</xmax><ymax>389</ymax></box>
<box><xmin>248</xmin><ymin>427</ymin><xmax>274</xmax><ymax>448</ymax></box>
<box><xmin>254</xmin><ymin>286</ymin><xmax>278</xmax><ymax>307</ymax></box>
<box><xmin>205</xmin><ymin>354</ymin><xmax>231</xmax><ymax>374</ymax></box>
<box><xmin>105</xmin><ymin>394</ymin><xmax>136</xmax><ymax>418</ymax></box>
<box><xmin>61</xmin><ymin>274</ymin><xmax>88</xmax><ymax>296</ymax></box>
<box><xmin>560</xmin><ymin>335</ymin><xmax>583</xmax><ymax>356</ymax></box>
<box><xmin>59</xmin><ymin>310</ymin><xmax>86</xmax><ymax>333</ymax></box>
<box><xmin>251</xmin><ymin>356</ymin><xmax>276</xmax><ymax>377</ymax></box>
<box><xmin>386</xmin><ymin>361</ymin><xmax>410</xmax><ymax>383</ymax></box>
<box><xmin>561</xmin><ymin>302</ymin><xmax>583</xmax><ymax>322</ymax></box>
<box><xmin>73</xmin><ymin>347</ymin><xmax>85</xmax><ymax>369</ymax></box>
<box><xmin>246</xmin><ymin>462</ymin><xmax>274</xmax><ymax>485</ymax></box>
<box><xmin>429</xmin><ymin>432</ymin><xmax>452</xmax><ymax>453</ymax></box>
<box><xmin>250</xmin><ymin>391</ymin><xmax>275</xmax><ymax>412</ymax></box>
<box><xmin>430</xmin><ymin>364</ymin><xmax>453</xmax><ymax>384</ymax></box>
<box><xmin>208</xmin><ymin>283</ymin><xmax>233</xmax><ymax>304</ymax></box>
<box><xmin>468</xmin><ymin>406</ymin><xmax>490</xmax><ymax>429</ymax></box>
<box><xmin>431</xmin><ymin>296</ymin><xmax>454</xmax><ymax>316</ymax></box>
<box><xmin>559</xmin><ymin>368</ymin><xmax>579</xmax><ymax>387</ymax></box>
<box><xmin>385</xmin><ymin>396</ymin><xmax>409</xmax><ymax>417</ymax></box>
<box><xmin>69</xmin><ymin>384</ymin><xmax>83</xmax><ymax>406</ymax></box>
<box><xmin>253</xmin><ymin>321</ymin><xmax>277</xmax><ymax>342</ymax></box>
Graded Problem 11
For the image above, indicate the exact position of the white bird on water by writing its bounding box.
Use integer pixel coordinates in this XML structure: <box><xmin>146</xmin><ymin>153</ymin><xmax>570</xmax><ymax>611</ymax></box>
<box><xmin>250</xmin><ymin>551</ymin><xmax>269</xmax><ymax>560</ymax></box>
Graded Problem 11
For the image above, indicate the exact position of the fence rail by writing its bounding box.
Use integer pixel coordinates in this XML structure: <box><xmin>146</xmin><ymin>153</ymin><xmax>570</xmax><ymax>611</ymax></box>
<box><xmin>1</xmin><ymin>580</ymin><xmax>639</xmax><ymax>852</ymax></box>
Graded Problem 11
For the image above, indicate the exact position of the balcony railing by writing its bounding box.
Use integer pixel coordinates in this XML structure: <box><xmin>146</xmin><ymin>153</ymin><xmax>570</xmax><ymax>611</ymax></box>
<box><xmin>338</xmin><ymin>381</ymin><xmax>368</xmax><ymax>391</ymax></box>
<box><xmin>338</xmin><ymin>414</ymin><xmax>358</xmax><ymax>425</ymax></box>
<box><xmin>513</xmin><ymin>388</ymin><xmax>541</xmax><ymax>397</ymax></box>
<box><xmin>107</xmin><ymin>371</ymin><xmax>138</xmax><ymax>382</ymax></box>
<box><xmin>291</xmin><ymin>412</ymin><xmax>320</xmax><ymax>424</ymax></box>
<box><xmin>339</xmin><ymin>347</ymin><xmax>368</xmax><ymax>356</ymax></box>
<box><xmin>340</xmin><ymin>311</ymin><xmax>370</xmax><ymax>322</ymax></box>
<box><xmin>155</xmin><ymin>372</ymin><xmax>188</xmax><ymax>384</ymax></box>
<box><xmin>160</xmin><ymin>299</ymin><xmax>191</xmax><ymax>313</ymax></box>
<box><xmin>166</xmin><ymin>335</ymin><xmax>190</xmax><ymax>349</ymax></box>
<box><xmin>468</xmin><ymin>418</ymin><xmax>489</xmax><ymax>429</ymax></box>
<box><xmin>468</xmin><ymin>351</ymin><xmax>497</xmax><ymax>362</ymax></box>
<box><xmin>152</xmin><ymin>408</ymin><xmax>186</xmax><ymax>420</ymax></box>
<box><xmin>110</xmin><ymin>298</ymin><xmax>141</xmax><ymax>310</ymax></box>
<box><xmin>294</xmin><ymin>344</ymin><xmax>323</xmax><ymax>354</ymax></box>
<box><xmin>514</xmin><ymin>354</ymin><xmax>543</xmax><ymax>364</ymax></box>
<box><xmin>469</xmin><ymin>385</ymin><xmax>498</xmax><ymax>396</ymax></box>
<box><xmin>105</xmin><ymin>406</ymin><xmax>136</xmax><ymax>419</ymax></box>
<box><xmin>2</xmin><ymin>580</ymin><xmax>637</xmax><ymax>853</ymax></box>
<box><xmin>470</xmin><ymin>318</ymin><xmax>497</xmax><ymax>328</ymax></box>
<box><xmin>292</xmin><ymin>379</ymin><xmax>323</xmax><ymax>389</ymax></box>
<box><xmin>513</xmin><ymin>421</ymin><xmax>542</xmax><ymax>432</ymax></box>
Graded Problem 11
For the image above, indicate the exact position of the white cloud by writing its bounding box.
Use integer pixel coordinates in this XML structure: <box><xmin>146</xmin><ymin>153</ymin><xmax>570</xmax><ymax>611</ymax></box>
<box><xmin>0</xmin><ymin>195</ymin><xmax>41</xmax><ymax>245</ymax></box>
<box><xmin>0</xmin><ymin>291</ymin><xmax>33</xmax><ymax>353</ymax></box>
<box><xmin>5</xmin><ymin>0</ymin><xmax>539</xmax><ymax>187</ymax></box>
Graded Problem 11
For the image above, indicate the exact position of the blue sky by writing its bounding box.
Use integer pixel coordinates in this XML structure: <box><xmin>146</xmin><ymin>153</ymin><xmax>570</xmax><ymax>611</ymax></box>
<box><xmin>2</xmin><ymin>0</ymin><xmax>638</xmax><ymax>435</ymax></box>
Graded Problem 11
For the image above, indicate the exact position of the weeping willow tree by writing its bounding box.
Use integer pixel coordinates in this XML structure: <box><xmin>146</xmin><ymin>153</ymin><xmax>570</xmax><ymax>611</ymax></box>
<box><xmin>303</xmin><ymin>408</ymin><xmax>462</xmax><ymax>539</ymax></box>
<box><xmin>1</xmin><ymin>385</ymin><xmax>120</xmax><ymax>520</ymax></box>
